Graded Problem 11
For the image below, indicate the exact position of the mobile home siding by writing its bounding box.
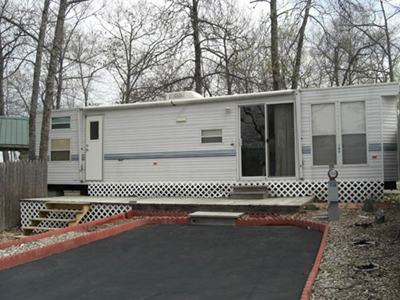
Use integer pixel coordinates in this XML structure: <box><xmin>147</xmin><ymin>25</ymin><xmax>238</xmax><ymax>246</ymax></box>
<box><xmin>36</xmin><ymin>110</ymin><xmax>81</xmax><ymax>185</ymax></box>
<box><xmin>39</xmin><ymin>83</ymin><xmax>398</xmax><ymax>187</ymax></box>
<box><xmin>300</xmin><ymin>84</ymin><xmax>398</xmax><ymax>181</ymax></box>
<box><xmin>382</xmin><ymin>95</ymin><xmax>398</xmax><ymax>181</ymax></box>
<box><xmin>94</xmin><ymin>100</ymin><xmax>238</xmax><ymax>182</ymax></box>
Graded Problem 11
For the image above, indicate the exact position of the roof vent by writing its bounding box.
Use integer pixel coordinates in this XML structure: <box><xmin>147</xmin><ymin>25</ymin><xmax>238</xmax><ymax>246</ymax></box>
<box><xmin>166</xmin><ymin>91</ymin><xmax>203</xmax><ymax>100</ymax></box>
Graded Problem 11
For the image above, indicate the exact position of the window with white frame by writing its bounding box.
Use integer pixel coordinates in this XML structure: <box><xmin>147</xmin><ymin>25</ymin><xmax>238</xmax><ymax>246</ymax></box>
<box><xmin>50</xmin><ymin>139</ymin><xmax>70</xmax><ymax>161</ymax></box>
<box><xmin>312</xmin><ymin>104</ymin><xmax>337</xmax><ymax>165</ymax></box>
<box><xmin>51</xmin><ymin>117</ymin><xmax>70</xmax><ymax>129</ymax></box>
<box><xmin>341</xmin><ymin>102</ymin><xmax>367</xmax><ymax>164</ymax></box>
<box><xmin>311</xmin><ymin>101</ymin><xmax>367</xmax><ymax>166</ymax></box>
<box><xmin>201</xmin><ymin>129</ymin><xmax>222</xmax><ymax>143</ymax></box>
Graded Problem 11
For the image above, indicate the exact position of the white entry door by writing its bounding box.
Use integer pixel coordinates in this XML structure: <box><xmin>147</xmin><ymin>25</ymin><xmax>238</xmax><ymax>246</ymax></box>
<box><xmin>85</xmin><ymin>116</ymin><xmax>103</xmax><ymax>181</ymax></box>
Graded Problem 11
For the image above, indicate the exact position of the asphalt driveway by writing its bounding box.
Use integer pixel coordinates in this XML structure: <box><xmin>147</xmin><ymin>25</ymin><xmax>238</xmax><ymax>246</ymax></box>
<box><xmin>0</xmin><ymin>225</ymin><xmax>322</xmax><ymax>300</ymax></box>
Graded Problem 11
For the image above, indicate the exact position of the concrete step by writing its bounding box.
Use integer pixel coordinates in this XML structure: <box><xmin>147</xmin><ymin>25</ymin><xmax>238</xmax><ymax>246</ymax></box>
<box><xmin>231</xmin><ymin>186</ymin><xmax>269</xmax><ymax>193</ymax></box>
<box><xmin>230</xmin><ymin>186</ymin><xmax>269</xmax><ymax>199</ymax></box>
<box><xmin>230</xmin><ymin>191</ymin><xmax>268</xmax><ymax>199</ymax></box>
<box><xmin>189</xmin><ymin>211</ymin><xmax>244</xmax><ymax>226</ymax></box>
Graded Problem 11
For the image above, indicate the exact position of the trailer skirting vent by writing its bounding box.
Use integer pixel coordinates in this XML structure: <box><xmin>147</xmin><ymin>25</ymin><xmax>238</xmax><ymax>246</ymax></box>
<box><xmin>88</xmin><ymin>180</ymin><xmax>383</xmax><ymax>203</ymax></box>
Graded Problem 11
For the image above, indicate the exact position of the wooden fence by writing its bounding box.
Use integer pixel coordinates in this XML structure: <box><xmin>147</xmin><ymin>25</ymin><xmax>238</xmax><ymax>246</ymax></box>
<box><xmin>0</xmin><ymin>161</ymin><xmax>47</xmax><ymax>230</ymax></box>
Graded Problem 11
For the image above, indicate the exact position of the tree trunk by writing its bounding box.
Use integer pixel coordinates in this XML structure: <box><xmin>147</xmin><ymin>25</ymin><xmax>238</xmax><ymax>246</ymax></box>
<box><xmin>191</xmin><ymin>0</ymin><xmax>202</xmax><ymax>94</ymax></box>
<box><xmin>39</xmin><ymin>0</ymin><xmax>69</xmax><ymax>161</ymax></box>
<box><xmin>291</xmin><ymin>0</ymin><xmax>312</xmax><ymax>89</ymax></box>
<box><xmin>270</xmin><ymin>0</ymin><xmax>282</xmax><ymax>91</ymax></box>
<box><xmin>380</xmin><ymin>0</ymin><xmax>394</xmax><ymax>82</ymax></box>
<box><xmin>55</xmin><ymin>54</ymin><xmax>64</xmax><ymax>109</ymax></box>
<box><xmin>29</xmin><ymin>0</ymin><xmax>50</xmax><ymax>161</ymax></box>
<box><xmin>0</xmin><ymin>20</ymin><xmax>4</xmax><ymax>116</ymax></box>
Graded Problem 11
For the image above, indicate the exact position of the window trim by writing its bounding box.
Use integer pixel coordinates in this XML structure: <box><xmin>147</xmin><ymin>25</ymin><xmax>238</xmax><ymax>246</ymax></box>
<box><xmin>50</xmin><ymin>138</ymin><xmax>71</xmax><ymax>161</ymax></box>
<box><xmin>311</xmin><ymin>101</ymin><xmax>368</xmax><ymax>166</ymax></box>
<box><xmin>201</xmin><ymin>129</ymin><xmax>223</xmax><ymax>144</ymax></box>
<box><xmin>51</xmin><ymin>116</ymin><xmax>71</xmax><ymax>129</ymax></box>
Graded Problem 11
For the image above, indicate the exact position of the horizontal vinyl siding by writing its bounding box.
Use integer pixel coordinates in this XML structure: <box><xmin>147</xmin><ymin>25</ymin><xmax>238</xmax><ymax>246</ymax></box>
<box><xmin>96</xmin><ymin>101</ymin><xmax>237</xmax><ymax>182</ymax></box>
<box><xmin>300</xmin><ymin>83</ymin><xmax>399</xmax><ymax>181</ymax></box>
<box><xmin>37</xmin><ymin>110</ymin><xmax>82</xmax><ymax>185</ymax></box>
<box><xmin>382</xmin><ymin>96</ymin><xmax>398</xmax><ymax>181</ymax></box>
<box><xmin>103</xmin><ymin>157</ymin><xmax>237</xmax><ymax>181</ymax></box>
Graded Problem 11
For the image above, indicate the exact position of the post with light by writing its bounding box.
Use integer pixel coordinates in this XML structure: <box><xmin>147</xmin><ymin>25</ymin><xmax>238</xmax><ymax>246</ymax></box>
<box><xmin>327</xmin><ymin>164</ymin><xmax>339</xmax><ymax>221</ymax></box>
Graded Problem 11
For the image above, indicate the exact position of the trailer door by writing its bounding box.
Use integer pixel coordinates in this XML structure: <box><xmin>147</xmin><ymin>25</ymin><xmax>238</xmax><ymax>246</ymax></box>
<box><xmin>85</xmin><ymin>115</ymin><xmax>103</xmax><ymax>181</ymax></box>
<box><xmin>240</xmin><ymin>103</ymin><xmax>295</xmax><ymax>178</ymax></box>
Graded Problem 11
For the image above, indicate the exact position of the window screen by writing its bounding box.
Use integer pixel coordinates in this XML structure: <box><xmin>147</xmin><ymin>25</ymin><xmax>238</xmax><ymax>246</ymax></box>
<box><xmin>341</xmin><ymin>102</ymin><xmax>366</xmax><ymax>164</ymax></box>
<box><xmin>312</xmin><ymin>104</ymin><xmax>336</xmax><ymax>165</ymax></box>
<box><xmin>52</xmin><ymin>117</ymin><xmax>70</xmax><ymax>129</ymax></box>
<box><xmin>201</xmin><ymin>129</ymin><xmax>222</xmax><ymax>143</ymax></box>
<box><xmin>50</xmin><ymin>139</ymin><xmax>70</xmax><ymax>161</ymax></box>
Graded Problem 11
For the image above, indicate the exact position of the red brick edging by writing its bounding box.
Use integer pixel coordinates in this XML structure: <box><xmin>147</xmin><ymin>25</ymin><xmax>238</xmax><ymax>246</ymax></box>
<box><xmin>0</xmin><ymin>212</ymin><xmax>190</xmax><ymax>271</ymax></box>
<box><xmin>236</xmin><ymin>216</ymin><xmax>329</xmax><ymax>300</ymax></box>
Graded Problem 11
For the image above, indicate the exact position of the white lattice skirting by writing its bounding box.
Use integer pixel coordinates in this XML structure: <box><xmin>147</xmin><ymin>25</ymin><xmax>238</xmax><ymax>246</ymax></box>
<box><xmin>20</xmin><ymin>201</ymin><xmax>131</xmax><ymax>228</ymax></box>
<box><xmin>88</xmin><ymin>180</ymin><xmax>383</xmax><ymax>203</ymax></box>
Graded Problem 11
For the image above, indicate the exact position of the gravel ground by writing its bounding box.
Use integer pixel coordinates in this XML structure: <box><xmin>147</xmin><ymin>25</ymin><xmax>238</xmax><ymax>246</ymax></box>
<box><xmin>1</xmin><ymin>201</ymin><xmax>400</xmax><ymax>299</ymax></box>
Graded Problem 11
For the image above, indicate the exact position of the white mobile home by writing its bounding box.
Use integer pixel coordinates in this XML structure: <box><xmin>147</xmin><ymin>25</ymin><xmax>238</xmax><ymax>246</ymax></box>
<box><xmin>38</xmin><ymin>83</ymin><xmax>399</xmax><ymax>202</ymax></box>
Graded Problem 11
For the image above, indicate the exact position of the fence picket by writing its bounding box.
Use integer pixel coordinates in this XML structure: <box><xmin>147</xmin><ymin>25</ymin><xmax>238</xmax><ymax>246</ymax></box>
<box><xmin>0</xmin><ymin>161</ymin><xmax>47</xmax><ymax>230</ymax></box>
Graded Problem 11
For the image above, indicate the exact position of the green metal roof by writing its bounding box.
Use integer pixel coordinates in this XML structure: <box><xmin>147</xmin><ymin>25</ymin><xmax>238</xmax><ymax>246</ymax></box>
<box><xmin>0</xmin><ymin>116</ymin><xmax>29</xmax><ymax>149</ymax></box>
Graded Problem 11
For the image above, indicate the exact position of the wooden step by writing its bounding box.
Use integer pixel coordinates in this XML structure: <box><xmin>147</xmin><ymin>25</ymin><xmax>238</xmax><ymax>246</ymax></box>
<box><xmin>31</xmin><ymin>217</ymin><xmax>76</xmax><ymax>223</ymax></box>
<box><xmin>23</xmin><ymin>201</ymin><xmax>91</xmax><ymax>236</ymax></box>
<box><xmin>22</xmin><ymin>226</ymin><xmax>60</xmax><ymax>231</ymax></box>
<box><xmin>39</xmin><ymin>209</ymin><xmax>84</xmax><ymax>214</ymax></box>
<box><xmin>46</xmin><ymin>202</ymin><xmax>90</xmax><ymax>210</ymax></box>
<box><xmin>189</xmin><ymin>211</ymin><xmax>244</xmax><ymax>226</ymax></box>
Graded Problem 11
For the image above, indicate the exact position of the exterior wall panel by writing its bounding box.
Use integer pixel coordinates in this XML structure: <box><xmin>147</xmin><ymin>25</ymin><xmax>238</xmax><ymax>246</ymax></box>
<box><xmin>382</xmin><ymin>96</ymin><xmax>398</xmax><ymax>181</ymax></box>
<box><xmin>300</xmin><ymin>83</ymin><xmax>398</xmax><ymax>182</ymax></box>
<box><xmin>37</xmin><ymin>109</ymin><xmax>81</xmax><ymax>185</ymax></box>
<box><xmin>39</xmin><ymin>83</ymin><xmax>398</xmax><ymax>186</ymax></box>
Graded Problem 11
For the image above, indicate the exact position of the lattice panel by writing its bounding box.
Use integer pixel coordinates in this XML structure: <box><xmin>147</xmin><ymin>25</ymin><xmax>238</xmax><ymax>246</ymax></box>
<box><xmin>20</xmin><ymin>201</ymin><xmax>131</xmax><ymax>230</ymax></box>
<box><xmin>88</xmin><ymin>182</ymin><xmax>234</xmax><ymax>198</ymax></box>
<box><xmin>80</xmin><ymin>204</ymin><xmax>131</xmax><ymax>223</ymax></box>
<box><xmin>89</xmin><ymin>180</ymin><xmax>383</xmax><ymax>203</ymax></box>
<box><xmin>21</xmin><ymin>201</ymin><xmax>46</xmax><ymax>227</ymax></box>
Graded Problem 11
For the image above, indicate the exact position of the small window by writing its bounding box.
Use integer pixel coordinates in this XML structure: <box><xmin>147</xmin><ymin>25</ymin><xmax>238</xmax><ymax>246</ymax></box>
<box><xmin>51</xmin><ymin>139</ymin><xmax>70</xmax><ymax>161</ymax></box>
<box><xmin>201</xmin><ymin>129</ymin><xmax>222</xmax><ymax>143</ymax></box>
<box><xmin>52</xmin><ymin>117</ymin><xmax>70</xmax><ymax>129</ymax></box>
<box><xmin>90</xmin><ymin>121</ymin><xmax>99</xmax><ymax>140</ymax></box>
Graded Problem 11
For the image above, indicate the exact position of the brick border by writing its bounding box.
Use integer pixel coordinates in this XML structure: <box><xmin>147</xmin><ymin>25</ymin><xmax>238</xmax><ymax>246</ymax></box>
<box><xmin>0</xmin><ymin>212</ymin><xmax>190</xmax><ymax>271</ymax></box>
<box><xmin>236</xmin><ymin>216</ymin><xmax>329</xmax><ymax>300</ymax></box>
<box><xmin>0</xmin><ymin>211</ymin><xmax>327</xmax><ymax>300</ymax></box>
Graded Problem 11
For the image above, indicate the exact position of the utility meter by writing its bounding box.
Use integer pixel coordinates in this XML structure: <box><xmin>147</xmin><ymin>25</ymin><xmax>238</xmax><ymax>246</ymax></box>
<box><xmin>328</xmin><ymin>165</ymin><xmax>339</xmax><ymax>221</ymax></box>
<box><xmin>328</xmin><ymin>168</ymin><xmax>338</xmax><ymax>180</ymax></box>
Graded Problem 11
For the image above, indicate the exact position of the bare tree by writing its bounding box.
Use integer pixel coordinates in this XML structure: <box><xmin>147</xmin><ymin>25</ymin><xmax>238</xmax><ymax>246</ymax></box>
<box><xmin>39</xmin><ymin>0</ymin><xmax>88</xmax><ymax>161</ymax></box>
<box><xmin>28</xmin><ymin>0</ymin><xmax>50</xmax><ymax>160</ymax></box>
<box><xmin>102</xmin><ymin>1</ymin><xmax>176</xmax><ymax>103</ymax></box>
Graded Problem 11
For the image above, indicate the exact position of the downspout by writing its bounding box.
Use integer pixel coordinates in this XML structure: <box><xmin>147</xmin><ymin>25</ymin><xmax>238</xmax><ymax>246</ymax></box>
<box><xmin>77</xmin><ymin>108</ymin><xmax>83</xmax><ymax>182</ymax></box>
<box><xmin>295</xmin><ymin>90</ymin><xmax>303</xmax><ymax>179</ymax></box>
